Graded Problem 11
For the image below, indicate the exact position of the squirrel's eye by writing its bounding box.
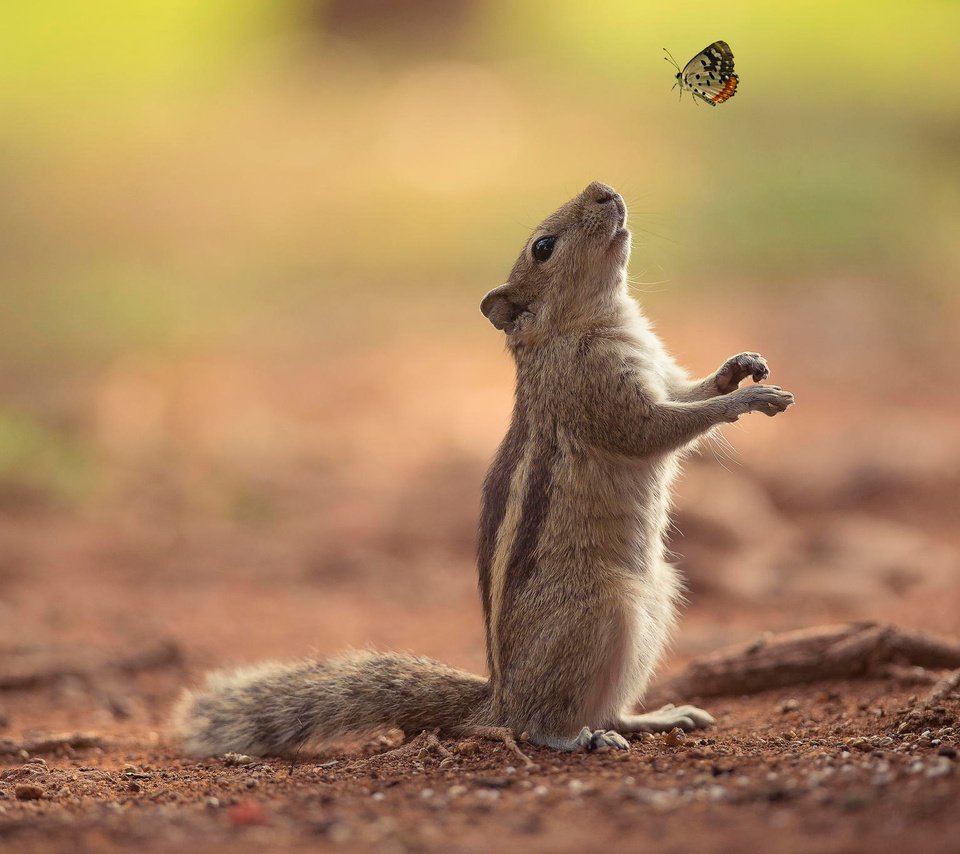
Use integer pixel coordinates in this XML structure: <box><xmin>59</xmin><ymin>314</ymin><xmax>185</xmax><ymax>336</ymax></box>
<box><xmin>532</xmin><ymin>236</ymin><xmax>556</xmax><ymax>263</ymax></box>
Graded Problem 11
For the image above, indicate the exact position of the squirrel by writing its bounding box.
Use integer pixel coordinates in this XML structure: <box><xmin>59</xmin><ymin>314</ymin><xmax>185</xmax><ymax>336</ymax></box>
<box><xmin>174</xmin><ymin>181</ymin><xmax>794</xmax><ymax>757</ymax></box>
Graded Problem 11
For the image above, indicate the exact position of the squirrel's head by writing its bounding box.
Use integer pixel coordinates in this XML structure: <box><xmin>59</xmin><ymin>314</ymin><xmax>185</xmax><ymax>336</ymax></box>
<box><xmin>480</xmin><ymin>181</ymin><xmax>630</xmax><ymax>345</ymax></box>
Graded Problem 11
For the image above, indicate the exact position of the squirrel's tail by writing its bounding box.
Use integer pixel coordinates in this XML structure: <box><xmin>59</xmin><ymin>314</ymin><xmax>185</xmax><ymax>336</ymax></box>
<box><xmin>173</xmin><ymin>650</ymin><xmax>490</xmax><ymax>757</ymax></box>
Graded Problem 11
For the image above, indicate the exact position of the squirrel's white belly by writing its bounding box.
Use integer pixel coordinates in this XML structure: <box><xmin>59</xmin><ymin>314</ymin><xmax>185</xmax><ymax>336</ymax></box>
<box><xmin>557</xmin><ymin>449</ymin><xmax>683</xmax><ymax>723</ymax></box>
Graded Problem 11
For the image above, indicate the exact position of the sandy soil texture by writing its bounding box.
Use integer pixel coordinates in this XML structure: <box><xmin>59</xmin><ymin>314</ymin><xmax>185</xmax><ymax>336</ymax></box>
<box><xmin>2</xmin><ymin>309</ymin><xmax>959</xmax><ymax>852</ymax></box>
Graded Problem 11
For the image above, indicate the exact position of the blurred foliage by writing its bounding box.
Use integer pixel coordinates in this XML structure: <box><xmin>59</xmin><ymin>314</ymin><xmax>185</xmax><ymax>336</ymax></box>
<box><xmin>0</xmin><ymin>1</ymin><xmax>957</xmax><ymax>384</ymax></box>
<box><xmin>0</xmin><ymin>409</ymin><xmax>98</xmax><ymax>510</ymax></box>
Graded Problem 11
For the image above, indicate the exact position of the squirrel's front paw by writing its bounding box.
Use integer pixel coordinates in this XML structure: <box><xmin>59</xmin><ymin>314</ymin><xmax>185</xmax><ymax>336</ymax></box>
<box><xmin>715</xmin><ymin>352</ymin><xmax>769</xmax><ymax>394</ymax></box>
<box><xmin>727</xmin><ymin>385</ymin><xmax>795</xmax><ymax>420</ymax></box>
<box><xmin>574</xmin><ymin>727</ymin><xmax>630</xmax><ymax>752</ymax></box>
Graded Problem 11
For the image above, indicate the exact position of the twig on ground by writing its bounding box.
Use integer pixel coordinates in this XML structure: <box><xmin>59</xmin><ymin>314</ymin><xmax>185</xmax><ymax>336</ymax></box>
<box><xmin>456</xmin><ymin>725</ymin><xmax>534</xmax><ymax>768</ymax></box>
<box><xmin>657</xmin><ymin>622</ymin><xmax>960</xmax><ymax>699</ymax></box>
<box><xmin>921</xmin><ymin>668</ymin><xmax>960</xmax><ymax>708</ymax></box>
<box><xmin>0</xmin><ymin>641</ymin><xmax>183</xmax><ymax>692</ymax></box>
<box><xmin>0</xmin><ymin>732</ymin><xmax>106</xmax><ymax>757</ymax></box>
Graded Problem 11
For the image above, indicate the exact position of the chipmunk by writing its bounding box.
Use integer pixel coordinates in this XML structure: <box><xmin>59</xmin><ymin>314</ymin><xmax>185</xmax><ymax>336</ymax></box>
<box><xmin>174</xmin><ymin>181</ymin><xmax>793</xmax><ymax>757</ymax></box>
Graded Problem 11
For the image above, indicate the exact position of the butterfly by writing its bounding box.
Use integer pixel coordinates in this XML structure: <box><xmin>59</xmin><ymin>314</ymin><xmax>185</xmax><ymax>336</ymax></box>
<box><xmin>664</xmin><ymin>41</ymin><xmax>739</xmax><ymax>106</ymax></box>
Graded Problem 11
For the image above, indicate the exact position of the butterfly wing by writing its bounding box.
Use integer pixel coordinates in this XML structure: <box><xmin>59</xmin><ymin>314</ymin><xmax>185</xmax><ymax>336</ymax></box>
<box><xmin>680</xmin><ymin>40</ymin><xmax>738</xmax><ymax>106</ymax></box>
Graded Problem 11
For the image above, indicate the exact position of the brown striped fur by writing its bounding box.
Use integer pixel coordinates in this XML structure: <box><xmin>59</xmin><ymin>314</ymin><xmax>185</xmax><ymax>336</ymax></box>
<box><xmin>174</xmin><ymin>182</ymin><xmax>793</xmax><ymax>757</ymax></box>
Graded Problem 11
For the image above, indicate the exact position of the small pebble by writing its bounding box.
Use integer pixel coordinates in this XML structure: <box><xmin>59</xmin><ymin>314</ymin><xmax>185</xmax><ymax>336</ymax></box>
<box><xmin>14</xmin><ymin>784</ymin><xmax>44</xmax><ymax>801</ymax></box>
<box><xmin>227</xmin><ymin>801</ymin><xmax>268</xmax><ymax>827</ymax></box>
<box><xmin>926</xmin><ymin>758</ymin><xmax>954</xmax><ymax>778</ymax></box>
<box><xmin>663</xmin><ymin>727</ymin><xmax>686</xmax><ymax>748</ymax></box>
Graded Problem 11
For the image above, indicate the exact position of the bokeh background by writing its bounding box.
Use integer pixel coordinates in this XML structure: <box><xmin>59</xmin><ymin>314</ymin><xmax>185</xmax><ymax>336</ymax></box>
<box><xmin>1</xmin><ymin>0</ymin><xmax>958</xmax><ymax>702</ymax></box>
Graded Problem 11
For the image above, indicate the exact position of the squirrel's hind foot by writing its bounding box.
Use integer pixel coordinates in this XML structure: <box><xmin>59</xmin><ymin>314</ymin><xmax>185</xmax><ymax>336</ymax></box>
<box><xmin>530</xmin><ymin>727</ymin><xmax>629</xmax><ymax>752</ymax></box>
<box><xmin>617</xmin><ymin>703</ymin><xmax>715</xmax><ymax>733</ymax></box>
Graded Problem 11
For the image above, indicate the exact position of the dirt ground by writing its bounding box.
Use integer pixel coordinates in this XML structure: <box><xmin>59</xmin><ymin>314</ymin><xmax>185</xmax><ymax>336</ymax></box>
<box><xmin>1</xmin><ymin>297</ymin><xmax>959</xmax><ymax>852</ymax></box>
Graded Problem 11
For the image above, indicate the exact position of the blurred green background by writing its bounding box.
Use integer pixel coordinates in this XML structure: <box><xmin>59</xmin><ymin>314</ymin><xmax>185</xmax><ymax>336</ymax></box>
<box><xmin>0</xmin><ymin>0</ymin><xmax>958</xmax><ymax>511</ymax></box>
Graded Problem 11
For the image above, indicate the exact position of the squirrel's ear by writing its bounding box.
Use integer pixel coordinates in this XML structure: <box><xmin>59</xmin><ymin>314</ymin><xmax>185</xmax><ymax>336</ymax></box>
<box><xmin>480</xmin><ymin>284</ymin><xmax>526</xmax><ymax>333</ymax></box>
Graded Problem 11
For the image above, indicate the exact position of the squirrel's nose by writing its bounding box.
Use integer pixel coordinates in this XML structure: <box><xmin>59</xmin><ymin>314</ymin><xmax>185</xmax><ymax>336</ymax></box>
<box><xmin>584</xmin><ymin>181</ymin><xmax>621</xmax><ymax>206</ymax></box>
<box><xmin>583</xmin><ymin>181</ymin><xmax>626</xmax><ymax>226</ymax></box>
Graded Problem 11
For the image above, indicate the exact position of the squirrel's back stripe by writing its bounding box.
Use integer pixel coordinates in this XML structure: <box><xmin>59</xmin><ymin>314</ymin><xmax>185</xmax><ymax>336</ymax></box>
<box><xmin>477</xmin><ymin>408</ymin><xmax>528</xmax><ymax>672</ymax></box>
<box><xmin>495</xmin><ymin>429</ymin><xmax>559</xmax><ymax>670</ymax></box>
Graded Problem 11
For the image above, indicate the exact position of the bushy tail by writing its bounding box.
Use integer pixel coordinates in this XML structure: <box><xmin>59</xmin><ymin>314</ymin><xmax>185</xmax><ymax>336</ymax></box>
<box><xmin>174</xmin><ymin>650</ymin><xmax>490</xmax><ymax>757</ymax></box>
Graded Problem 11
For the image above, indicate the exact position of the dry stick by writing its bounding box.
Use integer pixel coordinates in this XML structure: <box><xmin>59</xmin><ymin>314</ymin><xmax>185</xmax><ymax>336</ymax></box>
<box><xmin>659</xmin><ymin>622</ymin><xmax>960</xmax><ymax>700</ymax></box>
<box><xmin>351</xmin><ymin>730</ymin><xmax>445</xmax><ymax>770</ymax></box>
<box><xmin>0</xmin><ymin>640</ymin><xmax>183</xmax><ymax>691</ymax></box>
<box><xmin>922</xmin><ymin>668</ymin><xmax>960</xmax><ymax>708</ymax></box>
<box><xmin>0</xmin><ymin>732</ymin><xmax>106</xmax><ymax>757</ymax></box>
<box><xmin>459</xmin><ymin>726</ymin><xmax>534</xmax><ymax>768</ymax></box>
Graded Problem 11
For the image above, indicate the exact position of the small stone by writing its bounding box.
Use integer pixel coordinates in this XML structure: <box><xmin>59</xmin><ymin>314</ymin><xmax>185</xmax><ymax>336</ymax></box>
<box><xmin>371</xmin><ymin>792</ymin><xmax>386</xmax><ymax>802</ymax></box>
<box><xmin>420</xmin><ymin>788</ymin><xmax>434</xmax><ymax>799</ymax></box>
<box><xmin>780</xmin><ymin>699</ymin><xmax>800</xmax><ymax>713</ymax></box>
<box><xmin>14</xmin><ymin>784</ymin><xmax>44</xmax><ymax>801</ymax></box>
<box><xmin>205</xmin><ymin>797</ymin><xmax>220</xmax><ymax>808</ymax></box>
<box><xmin>937</xmin><ymin>746</ymin><xmax>957</xmax><ymax>759</ymax></box>
<box><xmin>222</xmin><ymin>753</ymin><xmax>255</xmax><ymax>767</ymax></box>
<box><xmin>447</xmin><ymin>785</ymin><xmax>467</xmax><ymax>798</ymax></box>
<box><xmin>228</xmin><ymin>801</ymin><xmax>268</xmax><ymax>827</ymax></box>
<box><xmin>455</xmin><ymin>741</ymin><xmax>479</xmax><ymax>756</ymax></box>
<box><xmin>244</xmin><ymin>779</ymin><xmax>258</xmax><ymax>789</ymax></box>
<box><xmin>663</xmin><ymin>727</ymin><xmax>686</xmax><ymax>748</ymax></box>
<box><xmin>474</xmin><ymin>788</ymin><xmax>500</xmax><ymax>803</ymax></box>
<box><xmin>533</xmin><ymin>785</ymin><xmax>549</xmax><ymax>797</ymax></box>
<box><xmin>439</xmin><ymin>757</ymin><xmax>455</xmax><ymax>769</ymax></box>
<box><xmin>568</xmin><ymin>779</ymin><xmax>588</xmax><ymax>796</ymax></box>
<box><xmin>926</xmin><ymin>758</ymin><xmax>953</xmax><ymax>778</ymax></box>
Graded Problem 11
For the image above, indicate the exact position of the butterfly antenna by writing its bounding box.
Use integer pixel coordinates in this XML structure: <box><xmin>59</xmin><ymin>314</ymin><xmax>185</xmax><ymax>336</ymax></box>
<box><xmin>662</xmin><ymin>48</ymin><xmax>681</xmax><ymax>72</ymax></box>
